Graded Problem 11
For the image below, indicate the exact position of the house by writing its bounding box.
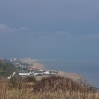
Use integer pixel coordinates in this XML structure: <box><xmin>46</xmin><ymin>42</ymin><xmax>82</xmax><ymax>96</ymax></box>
<box><xmin>19</xmin><ymin>73</ymin><xmax>31</xmax><ymax>76</ymax></box>
<box><xmin>43</xmin><ymin>71</ymin><xmax>50</xmax><ymax>75</ymax></box>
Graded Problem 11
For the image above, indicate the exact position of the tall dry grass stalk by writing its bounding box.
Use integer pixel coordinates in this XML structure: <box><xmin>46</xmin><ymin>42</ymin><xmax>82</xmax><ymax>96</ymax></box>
<box><xmin>0</xmin><ymin>76</ymin><xmax>99</xmax><ymax>99</ymax></box>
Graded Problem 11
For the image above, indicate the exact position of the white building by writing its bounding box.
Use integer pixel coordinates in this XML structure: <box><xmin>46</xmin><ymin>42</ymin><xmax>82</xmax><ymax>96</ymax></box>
<box><xmin>19</xmin><ymin>73</ymin><xmax>31</xmax><ymax>76</ymax></box>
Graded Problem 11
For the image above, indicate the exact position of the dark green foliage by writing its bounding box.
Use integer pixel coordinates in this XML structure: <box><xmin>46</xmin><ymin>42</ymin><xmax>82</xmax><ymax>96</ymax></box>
<box><xmin>0</xmin><ymin>70</ymin><xmax>3</xmax><ymax>74</ymax></box>
<box><xmin>0</xmin><ymin>60</ymin><xmax>16</xmax><ymax>77</ymax></box>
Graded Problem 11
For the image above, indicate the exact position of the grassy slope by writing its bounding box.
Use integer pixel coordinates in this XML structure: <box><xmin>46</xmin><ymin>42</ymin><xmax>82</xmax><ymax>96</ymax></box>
<box><xmin>0</xmin><ymin>76</ymin><xmax>99</xmax><ymax>99</ymax></box>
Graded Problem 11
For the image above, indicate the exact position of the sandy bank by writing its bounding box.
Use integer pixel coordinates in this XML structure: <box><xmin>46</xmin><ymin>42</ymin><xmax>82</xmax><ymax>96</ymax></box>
<box><xmin>20</xmin><ymin>58</ymin><xmax>45</xmax><ymax>69</ymax></box>
<box><xmin>59</xmin><ymin>72</ymin><xmax>83</xmax><ymax>81</ymax></box>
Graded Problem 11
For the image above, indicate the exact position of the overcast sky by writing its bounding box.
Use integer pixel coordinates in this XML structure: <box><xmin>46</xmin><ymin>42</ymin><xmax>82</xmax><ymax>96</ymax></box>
<box><xmin>0</xmin><ymin>0</ymin><xmax>99</xmax><ymax>60</ymax></box>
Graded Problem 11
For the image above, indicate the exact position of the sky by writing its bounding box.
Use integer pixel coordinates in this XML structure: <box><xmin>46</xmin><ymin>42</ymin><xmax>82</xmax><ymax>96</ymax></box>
<box><xmin>0</xmin><ymin>0</ymin><xmax>99</xmax><ymax>60</ymax></box>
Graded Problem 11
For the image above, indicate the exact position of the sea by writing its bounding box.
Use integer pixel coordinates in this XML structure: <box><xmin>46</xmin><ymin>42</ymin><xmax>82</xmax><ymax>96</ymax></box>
<box><xmin>38</xmin><ymin>60</ymin><xmax>99</xmax><ymax>88</ymax></box>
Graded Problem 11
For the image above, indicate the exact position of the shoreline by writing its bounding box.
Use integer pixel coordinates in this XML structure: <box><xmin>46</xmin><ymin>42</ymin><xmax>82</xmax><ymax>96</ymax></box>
<box><xmin>59</xmin><ymin>71</ymin><xmax>83</xmax><ymax>81</ymax></box>
<box><xmin>23</xmin><ymin>59</ymin><xmax>83</xmax><ymax>81</ymax></box>
<box><xmin>35</xmin><ymin>60</ymin><xmax>83</xmax><ymax>81</ymax></box>
<box><xmin>20</xmin><ymin>58</ymin><xmax>45</xmax><ymax>69</ymax></box>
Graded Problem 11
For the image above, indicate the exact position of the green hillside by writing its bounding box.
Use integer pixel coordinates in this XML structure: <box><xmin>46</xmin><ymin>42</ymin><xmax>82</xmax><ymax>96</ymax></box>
<box><xmin>0</xmin><ymin>60</ymin><xmax>16</xmax><ymax>77</ymax></box>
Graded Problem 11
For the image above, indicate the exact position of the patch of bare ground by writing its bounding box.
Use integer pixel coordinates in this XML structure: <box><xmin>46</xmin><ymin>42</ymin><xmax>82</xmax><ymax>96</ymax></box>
<box><xmin>20</xmin><ymin>59</ymin><xmax>44</xmax><ymax>69</ymax></box>
<box><xmin>59</xmin><ymin>72</ymin><xmax>83</xmax><ymax>81</ymax></box>
<box><xmin>35</xmin><ymin>75</ymin><xmax>50</xmax><ymax>81</ymax></box>
<box><xmin>32</xmin><ymin>62</ymin><xmax>44</xmax><ymax>69</ymax></box>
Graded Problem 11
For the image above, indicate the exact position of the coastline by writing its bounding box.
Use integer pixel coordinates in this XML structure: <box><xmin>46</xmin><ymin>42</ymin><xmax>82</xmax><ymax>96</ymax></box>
<box><xmin>20</xmin><ymin>58</ymin><xmax>45</xmax><ymax>69</ymax></box>
<box><xmin>33</xmin><ymin>60</ymin><xmax>83</xmax><ymax>81</ymax></box>
<box><xmin>59</xmin><ymin>71</ymin><xmax>83</xmax><ymax>81</ymax></box>
<box><xmin>19</xmin><ymin>59</ymin><xmax>85</xmax><ymax>81</ymax></box>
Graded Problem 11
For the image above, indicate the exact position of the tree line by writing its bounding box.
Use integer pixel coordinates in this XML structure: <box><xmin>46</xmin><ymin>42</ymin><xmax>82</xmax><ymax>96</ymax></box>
<box><xmin>0</xmin><ymin>60</ymin><xmax>16</xmax><ymax>77</ymax></box>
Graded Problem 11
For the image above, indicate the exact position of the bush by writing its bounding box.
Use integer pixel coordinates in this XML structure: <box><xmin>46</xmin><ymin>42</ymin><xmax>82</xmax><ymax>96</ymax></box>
<box><xmin>33</xmin><ymin>76</ymin><xmax>95</xmax><ymax>93</ymax></box>
<box><xmin>8</xmin><ymin>75</ymin><xmax>22</xmax><ymax>89</ymax></box>
<box><xmin>23</xmin><ymin>76</ymin><xmax>36</xmax><ymax>83</ymax></box>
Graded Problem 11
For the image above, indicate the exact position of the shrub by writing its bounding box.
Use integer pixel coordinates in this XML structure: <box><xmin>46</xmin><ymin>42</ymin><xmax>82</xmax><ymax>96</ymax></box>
<box><xmin>33</xmin><ymin>76</ymin><xmax>95</xmax><ymax>93</ymax></box>
<box><xmin>8</xmin><ymin>75</ymin><xmax>22</xmax><ymax>89</ymax></box>
<box><xmin>23</xmin><ymin>76</ymin><xmax>36</xmax><ymax>83</ymax></box>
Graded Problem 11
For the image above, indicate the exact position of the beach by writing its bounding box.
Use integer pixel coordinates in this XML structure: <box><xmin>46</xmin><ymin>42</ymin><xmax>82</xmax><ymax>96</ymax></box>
<box><xmin>20</xmin><ymin>58</ymin><xmax>83</xmax><ymax>81</ymax></box>
<box><xmin>20</xmin><ymin>58</ymin><xmax>45</xmax><ymax>69</ymax></box>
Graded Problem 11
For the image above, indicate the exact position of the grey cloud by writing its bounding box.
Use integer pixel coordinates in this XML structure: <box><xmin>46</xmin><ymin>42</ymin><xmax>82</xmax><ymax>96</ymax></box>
<box><xmin>0</xmin><ymin>0</ymin><xmax>99</xmax><ymax>59</ymax></box>
<box><xmin>70</xmin><ymin>33</ymin><xmax>99</xmax><ymax>43</ymax></box>
<box><xmin>0</xmin><ymin>23</ymin><xmax>30</xmax><ymax>33</ymax></box>
<box><xmin>20</xmin><ymin>27</ymin><xmax>29</xmax><ymax>30</ymax></box>
<box><xmin>39</xmin><ymin>35</ymin><xmax>55</xmax><ymax>41</ymax></box>
<box><xmin>0</xmin><ymin>23</ymin><xmax>16</xmax><ymax>34</ymax></box>
<box><xmin>86</xmin><ymin>33</ymin><xmax>99</xmax><ymax>40</ymax></box>
<box><xmin>16</xmin><ymin>30</ymin><xmax>99</xmax><ymax>43</ymax></box>
<box><xmin>0</xmin><ymin>0</ymin><xmax>99</xmax><ymax>21</ymax></box>
<box><xmin>0</xmin><ymin>23</ymin><xmax>14</xmax><ymax>31</ymax></box>
<box><xmin>55</xmin><ymin>31</ymin><xmax>70</xmax><ymax>36</ymax></box>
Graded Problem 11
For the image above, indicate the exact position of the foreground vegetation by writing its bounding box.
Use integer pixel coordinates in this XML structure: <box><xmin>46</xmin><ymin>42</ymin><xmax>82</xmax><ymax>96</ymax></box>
<box><xmin>0</xmin><ymin>75</ymin><xmax>99</xmax><ymax>99</ymax></box>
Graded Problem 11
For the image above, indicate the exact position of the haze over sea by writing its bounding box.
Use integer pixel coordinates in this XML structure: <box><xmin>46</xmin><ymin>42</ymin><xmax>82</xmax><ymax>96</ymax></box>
<box><xmin>38</xmin><ymin>60</ymin><xmax>99</xmax><ymax>88</ymax></box>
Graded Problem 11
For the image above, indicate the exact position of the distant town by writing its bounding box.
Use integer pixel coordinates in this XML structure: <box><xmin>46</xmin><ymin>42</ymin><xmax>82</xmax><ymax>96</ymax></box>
<box><xmin>3</xmin><ymin>58</ymin><xmax>61</xmax><ymax>78</ymax></box>
<box><xmin>0</xmin><ymin>57</ymin><xmax>83</xmax><ymax>82</ymax></box>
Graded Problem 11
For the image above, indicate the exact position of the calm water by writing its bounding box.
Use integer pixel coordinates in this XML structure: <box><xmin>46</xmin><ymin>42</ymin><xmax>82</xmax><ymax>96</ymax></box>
<box><xmin>38</xmin><ymin>60</ymin><xmax>99</xmax><ymax>88</ymax></box>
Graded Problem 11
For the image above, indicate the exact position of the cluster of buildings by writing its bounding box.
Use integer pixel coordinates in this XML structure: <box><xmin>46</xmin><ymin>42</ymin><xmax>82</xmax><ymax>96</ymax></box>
<box><xmin>19</xmin><ymin>68</ymin><xmax>61</xmax><ymax>76</ymax></box>
<box><xmin>10</xmin><ymin>58</ymin><xmax>61</xmax><ymax>76</ymax></box>
<box><xmin>4</xmin><ymin>58</ymin><xmax>62</xmax><ymax>77</ymax></box>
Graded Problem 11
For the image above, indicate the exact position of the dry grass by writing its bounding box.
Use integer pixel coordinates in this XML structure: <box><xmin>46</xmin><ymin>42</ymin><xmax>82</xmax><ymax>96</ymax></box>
<box><xmin>0</xmin><ymin>76</ymin><xmax>99</xmax><ymax>99</ymax></box>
